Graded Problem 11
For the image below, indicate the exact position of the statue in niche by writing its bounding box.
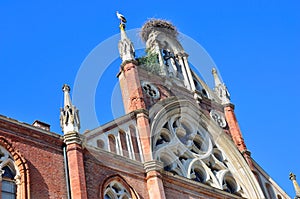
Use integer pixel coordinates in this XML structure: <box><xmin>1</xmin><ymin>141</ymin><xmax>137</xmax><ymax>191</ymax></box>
<box><xmin>162</xmin><ymin>49</ymin><xmax>183</xmax><ymax>79</ymax></box>
<box><xmin>60</xmin><ymin>105</ymin><xmax>80</xmax><ymax>129</ymax></box>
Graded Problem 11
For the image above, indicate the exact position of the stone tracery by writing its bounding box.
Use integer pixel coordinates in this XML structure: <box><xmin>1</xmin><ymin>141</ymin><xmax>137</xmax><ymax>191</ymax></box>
<box><xmin>152</xmin><ymin>112</ymin><xmax>242</xmax><ymax>195</ymax></box>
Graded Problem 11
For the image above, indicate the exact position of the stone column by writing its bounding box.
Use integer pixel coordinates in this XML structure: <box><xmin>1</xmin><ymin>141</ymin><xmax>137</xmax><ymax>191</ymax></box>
<box><xmin>182</xmin><ymin>55</ymin><xmax>196</xmax><ymax>91</ymax></box>
<box><xmin>177</xmin><ymin>55</ymin><xmax>191</xmax><ymax>90</ymax></box>
<box><xmin>64</xmin><ymin>132</ymin><xmax>88</xmax><ymax>199</ymax></box>
<box><xmin>144</xmin><ymin>161</ymin><xmax>166</xmax><ymax>199</ymax></box>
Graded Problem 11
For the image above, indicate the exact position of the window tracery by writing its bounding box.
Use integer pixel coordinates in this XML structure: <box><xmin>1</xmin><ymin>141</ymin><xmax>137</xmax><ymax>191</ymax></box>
<box><xmin>0</xmin><ymin>146</ymin><xmax>19</xmax><ymax>199</ymax></box>
<box><xmin>104</xmin><ymin>181</ymin><xmax>131</xmax><ymax>199</ymax></box>
<box><xmin>152</xmin><ymin>113</ymin><xmax>242</xmax><ymax>195</ymax></box>
<box><xmin>141</xmin><ymin>81</ymin><xmax>160</xmax><ymax>100</ymax></box>
<box><xmin>210</xmin><ymin>110</ymin><xmax>227</xmax><ymax>128</ymax></box>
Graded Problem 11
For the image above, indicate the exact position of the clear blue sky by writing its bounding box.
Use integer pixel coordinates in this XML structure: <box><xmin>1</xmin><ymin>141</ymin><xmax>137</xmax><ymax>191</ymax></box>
<box><xmin>1</xmin><ymin>1</ymin><xmax>299</xmax><ymax>197</ymax></box>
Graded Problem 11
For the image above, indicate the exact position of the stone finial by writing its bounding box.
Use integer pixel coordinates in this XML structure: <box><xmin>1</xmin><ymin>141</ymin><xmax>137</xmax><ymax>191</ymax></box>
<box><xmin>117</xmin><ymin>13</ymin><xmax>135</xmax><ymax>63</ymax></box>
<box><xmin>60</xmin><ymin>84</ymin><xmax>80</xmax><ymax>134</ymax></box>
<box><xmin>290</xmin><ymin>173</ymin><xmax>300</xmax><ymax>198</ymax></box>
<box><xmin>212</xmin><ymin>68</ymin><xmax>230</xmax><ymax>105</ymax></box>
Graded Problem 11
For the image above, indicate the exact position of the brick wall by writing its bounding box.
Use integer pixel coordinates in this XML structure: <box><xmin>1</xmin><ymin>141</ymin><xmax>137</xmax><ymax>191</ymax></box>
<box><xmin>0</xmin><ymin>117</ymin><xmax>67</xmax><ymax>199</ymax></box>
<box><xmin>83</xmin><ymin>146</ymin><xmax>149</xmax><ymax>199</ymax></box>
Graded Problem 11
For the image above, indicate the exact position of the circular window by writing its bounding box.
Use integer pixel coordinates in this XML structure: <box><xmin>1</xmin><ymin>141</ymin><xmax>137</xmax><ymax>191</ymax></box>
<box><xmin>141</xmin><ymin>81</ymin><xmax>160</xmax><ymax>99</ymax></box>
<box><xmin>210</xmin><ymin>110</ymin><xmax>227</xmax><ymax>128</ymax></box>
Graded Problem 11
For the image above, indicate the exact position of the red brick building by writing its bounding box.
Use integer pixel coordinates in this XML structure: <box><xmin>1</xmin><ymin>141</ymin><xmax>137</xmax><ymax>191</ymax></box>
<box><xmin>0</xmin><ymin>19</ymin><xmax>291</xmax><ymax>199</ymax></box>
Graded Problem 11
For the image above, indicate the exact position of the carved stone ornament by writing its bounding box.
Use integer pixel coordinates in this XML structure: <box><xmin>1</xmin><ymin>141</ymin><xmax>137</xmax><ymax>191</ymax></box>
<box><xmin>210</xmin><ymin>110</ymin><xmax>227</xmax><ymax>128</ymax></box>
<box><xmin>141</xmin><ymin>81</ymin><xmax>160</xmax><ymax>100</ymax></box>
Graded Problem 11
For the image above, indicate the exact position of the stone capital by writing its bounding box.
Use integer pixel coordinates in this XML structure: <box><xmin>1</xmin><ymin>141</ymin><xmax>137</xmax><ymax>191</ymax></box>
<box><xmin>121</xmin><ymin>60</ymin><xmax>138</xmax><ymax>69</ymax></box>
<box><xmin>134</xmin><ymin>109</ymin><xmax>149</xmax><ymax>118</ymax></box>
<box><xmin>64</xmin><ymin>131</ymin><xmax>82</xmax><ymax>145</ymax></box>
<box><xmin>144</xmin><ymin>160</ymin><xmax>164</xmax><ymax>173</ymax></box>
<box><xmin>241</xmin><ymin>149</ymin><xmax>252</xmax><ymax>156</ymax></box>
<box><xmin>223</xmin><ymin>103</ymin><xmax>235</xmax><ymax>110</ymax></box>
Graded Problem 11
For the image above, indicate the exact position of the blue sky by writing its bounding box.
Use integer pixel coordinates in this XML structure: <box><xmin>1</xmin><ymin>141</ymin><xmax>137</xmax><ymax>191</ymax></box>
<box><xmin>1</xmin><ymin>0</ymin><xmax>299</xmax><ymax>197</ymax></box>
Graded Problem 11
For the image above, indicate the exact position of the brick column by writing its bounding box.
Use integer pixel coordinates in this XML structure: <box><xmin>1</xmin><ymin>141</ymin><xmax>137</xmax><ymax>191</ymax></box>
<box><xmin>118</xmin><ymin>61</ymin><xmax>146</xmax><ymax>113</ymax></box>
<box><xmin>135</xmin><ymin>110</ymin><xmax>152</xmax><ymax>161</ymax></box>
<box><xmin>119</xmin><ymin>62</ymin><xmax>165</xmax><ymax>198</ymax></box>
<box><xmin>224</xmin><ymin>103</ymin><xmax>254</xmax><ymax>170</ymax></box>
<box><xmin>64</xmin><ymin>132</ymin><xmax>88</xmax><ymax>199</ymax></box>
<box><xmin>144</xmin><ymin>161</ymin><xmax>166</xmax><ymax>199</ymax></box>
<box><xmin>118</xmin><ymin>61</ymin><xmax>152</xmax><ymax>161</ymax></box>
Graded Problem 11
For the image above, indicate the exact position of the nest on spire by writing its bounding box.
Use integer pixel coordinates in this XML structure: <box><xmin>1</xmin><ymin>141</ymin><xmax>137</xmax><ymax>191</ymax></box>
<box><xmin>140</xmin><ymin>19</ymin><xmax>178</xmax><ymax>42</ymax></box>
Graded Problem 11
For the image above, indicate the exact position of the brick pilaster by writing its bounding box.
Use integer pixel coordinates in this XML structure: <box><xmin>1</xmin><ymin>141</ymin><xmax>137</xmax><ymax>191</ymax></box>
<box><xmin>118</xmin><ymin>61</ymin><xmax>146</xmax><ymax>113</ymax></box>
<box><xmin>135</xmin><ymin>109</ymin><xmax>152</xmax><ymax>161</ymax></box>
<box><xmin>64</xmin><ymin>132</ymin><xmax>88</xmax><ymax>199</ymax></box>
<box><xmin>144</xmin><ymin>161</ymin><xmax>166</xmax><ymax>199</ymax></box>
<box><xmin>224</xmin><ymin>103</ymin><xmax>254</xmax><ymax>170</ymax></box>
<box><xmin>118</xmin><ymin>62</ymin><xmax>152</xmax><ymax>161</ymax></box>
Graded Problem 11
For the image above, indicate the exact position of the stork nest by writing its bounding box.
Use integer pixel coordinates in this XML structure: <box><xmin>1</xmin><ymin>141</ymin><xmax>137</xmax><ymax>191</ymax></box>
<box><xmin>140</xmin><ymin>19</ymin><xmax>178</xmax><ymax>42</ymax></box>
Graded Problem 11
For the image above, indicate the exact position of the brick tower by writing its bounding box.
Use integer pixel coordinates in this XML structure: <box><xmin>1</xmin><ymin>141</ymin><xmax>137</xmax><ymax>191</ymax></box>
<box><xmin>114</xmin><ymin>18</ymin><xmax>266</xmax><ymax>198</ymax></box>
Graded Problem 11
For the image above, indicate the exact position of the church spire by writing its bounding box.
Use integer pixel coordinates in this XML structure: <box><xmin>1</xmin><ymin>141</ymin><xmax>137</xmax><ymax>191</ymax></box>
<box><xmin>117</xmin><ymin>12</ymin><xmax>135</xmax><ymax>64</ymax></box>
<box><xmin>290</xmin><ymin>173</ymin><xmax>300</xmax><ymax>198</ymax></box>
<box><xmin>212</xmin><ymin>68</ymin><xmax>230</xmax><ymax>105</ymax></box>
<box><xmin>60</xmin><ymin>84</ymin><xmax>80</xmax><ymax>134</ymax></box>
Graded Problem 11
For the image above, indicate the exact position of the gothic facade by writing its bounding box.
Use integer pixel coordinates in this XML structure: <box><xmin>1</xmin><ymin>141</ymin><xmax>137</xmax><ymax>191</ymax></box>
<box><xmin>0</xmin><ymin>18</ymin><xmax>292</xmax><ymax>199</ymax></box>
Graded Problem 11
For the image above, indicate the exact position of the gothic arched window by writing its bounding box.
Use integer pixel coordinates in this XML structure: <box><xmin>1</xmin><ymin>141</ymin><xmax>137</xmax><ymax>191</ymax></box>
<box><xmin>97</xmin><ymin>139</ymin><xmax>105</xmax><ymax>149</ymax></box>
<box><xmin>0</xmin><ymin>146</ymin><xmax>20</xmax><ymax>199</ymax></box>
<box><xmin>104</xmin><ymin>181</ymin><xmax>131</xmax><ymax>199</ymax></box>
<box><xmin>129</xmin><ymin>125</ymin><xmax>141</xmax><ymax>161</ymax></box>
<box><xmin>119</xmin><ymin>131</ymin><xmax>129</xmax><ymax>158</ymax></box>
<box><xmin>1</xmin><ymin>166</ymin><xmax>17</xmax><ymax>199</ymax></box>
<box><xmin>108</xmin><ymin>135</ymin><xmax>117</xmax><ymax>154</ymax></box>
<box><xmin>265</xmin><ymin>183</ymin><xmax>276</xmax><ymax>199</ymax></box>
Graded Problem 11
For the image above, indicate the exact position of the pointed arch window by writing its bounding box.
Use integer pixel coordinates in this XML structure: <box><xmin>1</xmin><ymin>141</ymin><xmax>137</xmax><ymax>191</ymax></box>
<box><xmin>0</xmin><ymin>146</ymin><xmax>20</xmax><ymax>199</ymax></box>
<box><xmin>129</xmin><ymin>126</ymin><xmax>141</xmax><ymax>161</ymax></box>
<box><xmin>1</xmin><ymin>166</ymin><xmax>17</xmax><ymax>199</ymax></box>
<box><xmin>265</xmin><ymin>183</ymin><xmax>275</xmax><ymax>199</ymax></box>
<box><xmin>102</xmin><ymin>175</ymin><xmax>140</xmax><ymax>199</ymax></box>
<box><xmin>119</xmin><ymin>131</ymin><xmax>129</xmax><ymax>158</ymax></box>
<box><xmin>104</xmin><ymin>181</ymin><xmax>131</xmax><ymax>199</ymax></box>
<box><xmin>108</xmin><ymin>135</ymin><xmax>117</xmax><ymax>154</ymax></box>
